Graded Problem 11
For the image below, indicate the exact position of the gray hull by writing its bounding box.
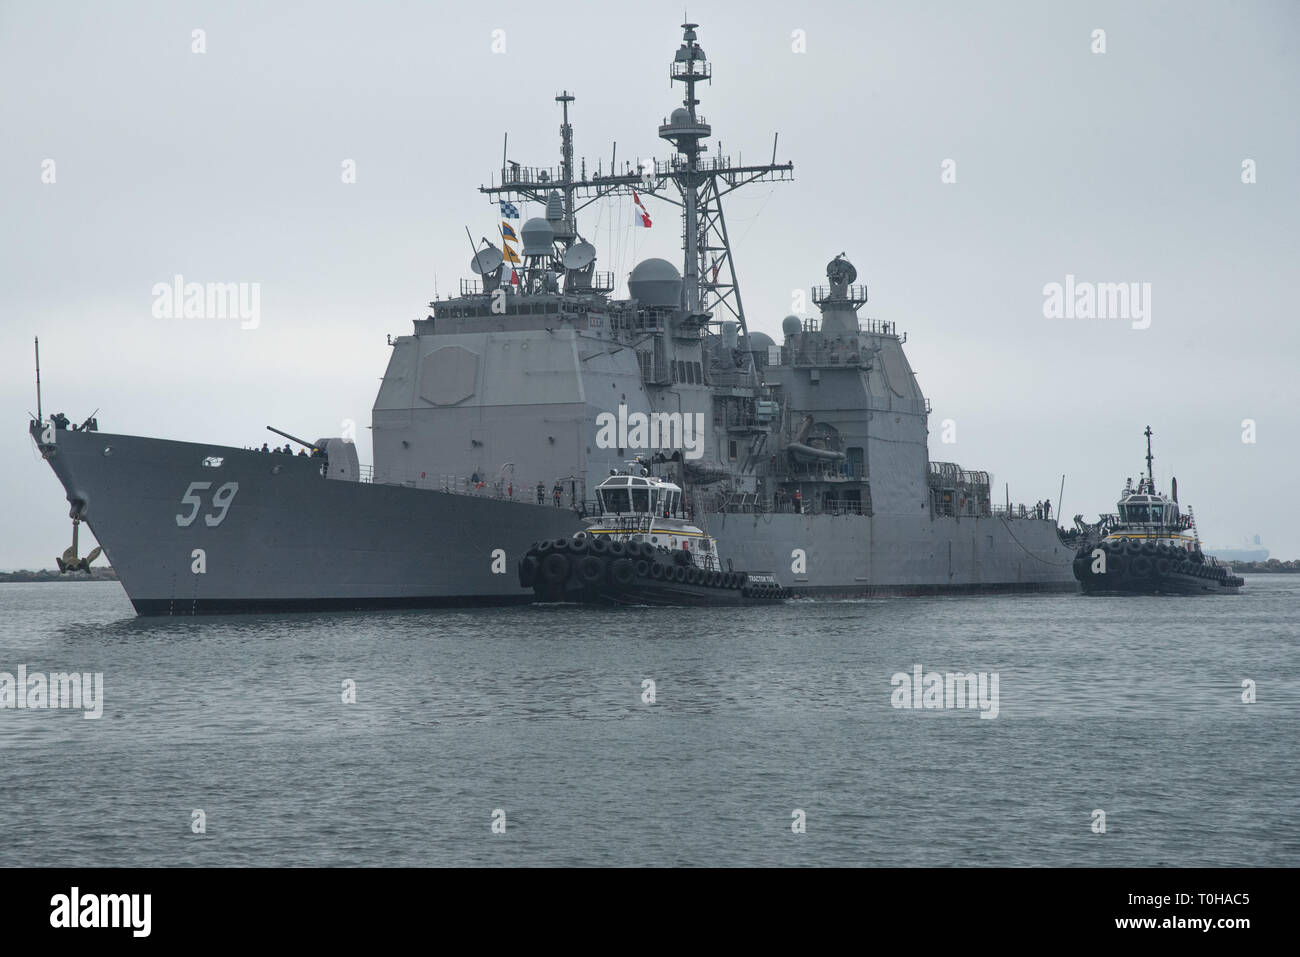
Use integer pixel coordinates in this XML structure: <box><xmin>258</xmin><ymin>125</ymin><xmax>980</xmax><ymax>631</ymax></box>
<box><xmin>37</xmin><ymin>428</ymin><xmax>1074</xmax><ymax>615</ymax></box>
<box><xmin>711</xmin><ymin>510</ymin><xmax>1076</xmax><ymax>596</ymax></box>
<box><xmin>39</xmin><ymin>429</ymin><xmax>583</xmax><ymax>614</ymax></box>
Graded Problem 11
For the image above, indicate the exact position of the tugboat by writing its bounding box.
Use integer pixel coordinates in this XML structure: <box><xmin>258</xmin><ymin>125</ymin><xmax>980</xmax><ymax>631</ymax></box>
<box><xmin>518</xmin><ymin>465</ymin><xmax>787</xmax><ymax>605</ymax></box>
<box><xmin>1072</xmin><ymin>427</ymin><xmax>1244</xmax><ymax>595</ymax></box>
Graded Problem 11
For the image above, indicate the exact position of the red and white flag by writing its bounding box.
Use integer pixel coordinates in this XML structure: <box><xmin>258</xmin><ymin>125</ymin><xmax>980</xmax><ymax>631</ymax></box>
<box><xmin>632</xmin><ymin>189</ymin><xmax>652</xmax><ymax>228</ymax></box>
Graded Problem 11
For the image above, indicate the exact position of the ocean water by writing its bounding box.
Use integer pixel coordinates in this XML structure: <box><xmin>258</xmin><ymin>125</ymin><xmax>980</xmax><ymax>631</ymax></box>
<box><xmin>0</xmin><ymin>577</ymin><xmax>1296</xmax><ymax>867</ymax></box>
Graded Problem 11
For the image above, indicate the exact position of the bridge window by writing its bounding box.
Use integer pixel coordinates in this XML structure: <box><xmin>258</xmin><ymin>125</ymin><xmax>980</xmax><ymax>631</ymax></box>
<box><xmin>632</xmin><ymin>488</ymin><xmax>649</xmax><ymax>513</ymax></box>
<box><xmin>600</xmin><ymin>488</ymin><xmax>631</xmax><ymax>513</ymax></box>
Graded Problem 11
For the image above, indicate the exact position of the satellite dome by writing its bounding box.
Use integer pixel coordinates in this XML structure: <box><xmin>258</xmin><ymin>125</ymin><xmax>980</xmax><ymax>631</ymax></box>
<box><xmin>628</xmin><ymin>258</ymin><xmax>682</xmax><ymax>307</ymax></box>
<box><xmin>781</xmin><ymin>315</ymin><xmax>802</xmax><ymax>336</ymax></box>
<box><xmin>745</xmin><ymin>331</ymin><xmax>775</xmax><ymax>351</ymax></box>
<box><xmin>520</xmin><ymin>217</ymin><xmax>555</xmax><ymax>256</ymax></box>
<box><xmin>670</xmin><ymin>107</ymin><xmax>691</xmax><ymax>126</ymax></box>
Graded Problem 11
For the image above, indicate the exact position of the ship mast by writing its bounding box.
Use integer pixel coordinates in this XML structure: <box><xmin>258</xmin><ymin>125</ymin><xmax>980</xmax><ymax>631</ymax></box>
<box><xmin>479</xmin><ymin>22</ymin><xmax>793</xmax><ymax>335</ymax></box>
<box><xmin>654</xmin><ymin>22</ymin><xmax>793</xmax><ymax>336</ymax></box>
<box><xmin>662</xmin><ymin>23</ymin><xmax>708</xmax><ymax>313</ymax></box>
<box><xmin>557</xmin><ymin>90</ymin><xmax>577</xmax><ymax>243</ymax></box>
<box><xmin>1144</xmin><ymin>425</ymin><xmax>1155</xmax><ymax>492</ymax></box>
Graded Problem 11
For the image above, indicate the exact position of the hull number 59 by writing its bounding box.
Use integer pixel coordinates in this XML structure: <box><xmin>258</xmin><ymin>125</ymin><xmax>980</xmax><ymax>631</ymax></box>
<box><xmin>176</xmin><ymin>481</ymin><xmax>240</xmax><ymax>527</ymax></box>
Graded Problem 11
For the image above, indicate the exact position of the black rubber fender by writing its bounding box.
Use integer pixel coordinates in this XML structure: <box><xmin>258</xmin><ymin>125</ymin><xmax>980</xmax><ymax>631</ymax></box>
<box><xmin>611</xmin><ymin>559</ymin><xmax>636</xmax><ymax>586</ymax></box>
<box><xmin>518</xmin><ymin>555</ymin><xmax>539</xmax><ymax>588</ymax></box>
<box><xmin>540</xmin><ymin>552</ymin><xmax>569</xmax><ymax>585</ymax></box>
<box><xmin>577</xmin><ymin>554</ymin><xmax>605</xmax><ymax>585</ymax></box>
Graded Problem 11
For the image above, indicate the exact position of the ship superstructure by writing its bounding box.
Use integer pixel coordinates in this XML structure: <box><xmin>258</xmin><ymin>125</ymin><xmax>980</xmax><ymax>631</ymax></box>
<box><xmin>377</xmin><ymin>24</ymin><xmax>985</xmax><ymax>529</ymax></box>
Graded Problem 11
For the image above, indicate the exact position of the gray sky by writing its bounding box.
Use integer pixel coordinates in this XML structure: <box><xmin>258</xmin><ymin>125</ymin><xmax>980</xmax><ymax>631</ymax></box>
<box><xmin>2</xmin><ymin>0</ymin><xmax>1298</xmax><ymax>569</ymax></box>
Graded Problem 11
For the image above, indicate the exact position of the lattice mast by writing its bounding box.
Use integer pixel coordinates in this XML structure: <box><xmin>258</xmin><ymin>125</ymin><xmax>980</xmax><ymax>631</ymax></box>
<box><xmin>655</xmin><ymin>22</ymin><xmax>792</xmax><ymax>338</ymax></box>
<box><xmin>479</xmin><ymin>22</ymin><xmax>793</xmax><ymax>337</ymax></box>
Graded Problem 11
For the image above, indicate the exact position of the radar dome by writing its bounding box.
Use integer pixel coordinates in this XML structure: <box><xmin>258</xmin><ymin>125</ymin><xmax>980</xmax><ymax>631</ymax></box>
<box><xmin>781</xmin><ymin>315</ymin><xmax>802</xmax><ymax>336</ymax></box>
<box><xmin>628</xmin><ymin>258</ymin><xmax>682</xmax><ymax>307</ymax></box>
<box><xmin>521</xmin><ymin>217</ymin><xmax>555</xmax><ymax>256</ymax></box>
<box><xmin>745</xmin><ymin>331</ymin><xmax>775</xmax><ymax>351</ymax></box>
<box><xmin>670</xmin><ymin>107</ymin><xmax>691</xmax><ymax>125</ymax></box>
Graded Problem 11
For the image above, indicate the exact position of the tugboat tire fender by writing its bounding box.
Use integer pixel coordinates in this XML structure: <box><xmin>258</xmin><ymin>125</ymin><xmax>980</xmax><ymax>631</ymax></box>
<box><xmin>577</xmin><ymin>555</ymin><xmax>605</xmax><ymax>584</ymax></box>
<box><xmin>518</xmin><ymin>555</ymin><xmax>539</xmax><ymax>587</ymax></box>
<box><xmin>611</xmin><ymin>559</ymin><xmax>636</xmax><ymax>586</ymax></box>
<box><xmin>540</xmin><ymin>552</ymin><xmax>569</xmax><ymax>584</ymax></box>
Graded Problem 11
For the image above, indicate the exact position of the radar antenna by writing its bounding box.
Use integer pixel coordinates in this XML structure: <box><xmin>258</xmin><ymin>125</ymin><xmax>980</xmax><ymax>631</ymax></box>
<box><xmin>479</xmin><ymin>23</ymin><xmax>794</xmax><ymax>338</ymax></box>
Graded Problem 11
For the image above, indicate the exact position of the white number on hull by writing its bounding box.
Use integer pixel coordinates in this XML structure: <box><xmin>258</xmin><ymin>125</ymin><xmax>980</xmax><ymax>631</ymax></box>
<box><xmin>176</xmin><ymin>481</ymin><xmax>239</xmax><ymax>527</ymax></box>
<box><xmin>176</xmin><ymin>482</ymin><xmax>210</xmax><ymax>526</ymax></box>
<box><xmin>206</xmin><ymin>482</ymin><xmax>239</xmax><ymax>526</ymax></box>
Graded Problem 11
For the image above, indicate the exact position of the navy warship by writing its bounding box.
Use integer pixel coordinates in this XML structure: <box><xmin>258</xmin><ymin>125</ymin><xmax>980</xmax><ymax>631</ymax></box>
<box><xmin>30</xmin><ymin>22</ymin><xmax>1075</xmax><ymax>615</ymax></box>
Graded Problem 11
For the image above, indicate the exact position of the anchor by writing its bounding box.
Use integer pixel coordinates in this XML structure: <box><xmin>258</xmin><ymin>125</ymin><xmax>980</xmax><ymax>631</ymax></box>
<box><xmin>56</xmin><ymin>517</ymin><xmax>102</xmax><ymax>574</ymax></box>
